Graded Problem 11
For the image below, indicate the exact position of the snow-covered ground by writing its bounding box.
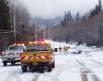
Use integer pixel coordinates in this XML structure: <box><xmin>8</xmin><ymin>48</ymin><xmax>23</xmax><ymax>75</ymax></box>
<box><xmin>0</xmin><ymin>40</ymin><xmax>103</xmax><ymax>81</ymax></box>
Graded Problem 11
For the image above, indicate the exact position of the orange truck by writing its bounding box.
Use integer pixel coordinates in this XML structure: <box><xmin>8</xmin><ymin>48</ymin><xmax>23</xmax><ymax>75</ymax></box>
<box><xmin>20</xmin><ymin>41</ymin><xmax>55</xmax><ymax>72</ymax></box>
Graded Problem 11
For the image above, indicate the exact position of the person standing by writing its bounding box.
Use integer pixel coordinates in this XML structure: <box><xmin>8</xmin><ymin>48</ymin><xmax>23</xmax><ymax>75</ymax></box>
<box><xmin>59</xmin><ymin>46</ymin><xmax>62</xmax><ymax>53</ymax></box>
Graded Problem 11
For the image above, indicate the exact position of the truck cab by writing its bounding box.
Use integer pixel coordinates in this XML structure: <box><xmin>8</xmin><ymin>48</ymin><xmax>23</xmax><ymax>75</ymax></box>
<box><xmin>21</xmin><ymin>41</ymin><xmax>55</xmax><ymax>72</ymax></box>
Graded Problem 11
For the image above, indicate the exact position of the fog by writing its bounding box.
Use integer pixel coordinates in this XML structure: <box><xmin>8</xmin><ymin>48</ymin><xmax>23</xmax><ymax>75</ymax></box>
<box><xmin>19</xmin><ymin>0</ymin><xmax>98</xmax><ymax>19</ymax></box>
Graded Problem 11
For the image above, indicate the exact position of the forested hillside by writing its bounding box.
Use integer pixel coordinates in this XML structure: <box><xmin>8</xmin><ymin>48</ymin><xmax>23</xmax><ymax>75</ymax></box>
<box><xmin>45</xmin><ymin>12</ymin><xmax>103</xmax><ymax>46</ymax></box>
<box><xmin>40</xmin><ymin>0</ymin><xmax>103</xmax><ymax>46</ymax></box>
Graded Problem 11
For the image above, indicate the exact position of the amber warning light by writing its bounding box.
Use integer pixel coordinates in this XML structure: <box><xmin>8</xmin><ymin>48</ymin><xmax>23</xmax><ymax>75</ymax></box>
<box><xmin>13</xmin><ymin>43</ymin><xmax>24</xmax><ymax>46</ymax></box>
<box><xmin>29</xmin><ymin>41</ymin><xmax>48</xmax><ymax>44</ymax></box>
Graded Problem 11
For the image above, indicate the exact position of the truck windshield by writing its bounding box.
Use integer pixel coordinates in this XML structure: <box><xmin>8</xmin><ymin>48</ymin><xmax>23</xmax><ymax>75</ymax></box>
<box><xmin>9</xmin><ymin>46</ymin><xmax>24</xmax><ymax>51</ymax></box>
<box><xmin>27</xmin><ymin>44</ymin><xmax>49</xmax><ymax>51</ymax></box>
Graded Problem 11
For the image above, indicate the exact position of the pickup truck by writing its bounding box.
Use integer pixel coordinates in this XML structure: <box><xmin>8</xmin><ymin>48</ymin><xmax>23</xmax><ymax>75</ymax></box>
<box><xmin>21</xmin><ymin>41</ymin><xmax>55</xmax><ymax>72</ymax></box>
<box><xmin>0</xmin><ymin>44</ymin><xmax>26</xmax><ymax>66</ymax></box>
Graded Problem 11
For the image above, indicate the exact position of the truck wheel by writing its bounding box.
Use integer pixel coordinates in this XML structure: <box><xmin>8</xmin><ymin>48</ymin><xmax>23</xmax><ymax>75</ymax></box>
<box><xmin>3</xmin><ymin>61</ymin><xmax>7</xmax><ymax>66</ymax></box>
<box><xmin>48</xmin><ymin>64</ymin><xmax>52</xmax><ymax>72</ymax></box>
<box><xmin>22</xmin><ymin>67</ymin><xmax>27</xmax><ymax>72</ymax></box>
<box><xmin>52</xmin><ymin>61</ymin><xmax>55</xmax><ymax>68</ymax></box>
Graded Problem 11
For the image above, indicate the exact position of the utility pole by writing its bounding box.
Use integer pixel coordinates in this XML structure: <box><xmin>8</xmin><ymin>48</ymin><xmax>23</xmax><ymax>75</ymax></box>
<box><xmin>44</xmin><ymin>27</ymin><xmax>45</xmax><ymax>40</ymax></box>
<box><xmin>14</xmin><ymin>4</ymin><xmax>16</xmax><ymax>44</ymax></box>
<box><xmin>35</xmin><ymin>17</ymin><xmax>37</xmax><ymax>41</ymax></box>
<box><xmin>48</xmin><ymin>25</ymin><xmax>50</xmax><ymax>39</ymax></box>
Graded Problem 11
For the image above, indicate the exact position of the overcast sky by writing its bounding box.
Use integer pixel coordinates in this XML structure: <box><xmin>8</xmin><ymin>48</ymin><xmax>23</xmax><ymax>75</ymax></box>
<box><xmin>19</xmin><ymin>0</ymin><xmax>99</xmax><ymax>19</ymax></box>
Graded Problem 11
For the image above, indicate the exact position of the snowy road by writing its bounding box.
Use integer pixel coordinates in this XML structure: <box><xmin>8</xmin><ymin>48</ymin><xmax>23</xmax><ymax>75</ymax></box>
<box><xmin>0</xmin><ymin>40</ymin><xmax>103</xmax><ymax>81</ymax></box>
<box><xmin>0</xmin><ymin>55</ymin><xmax>103</xmax><ymax>81</ymax></box>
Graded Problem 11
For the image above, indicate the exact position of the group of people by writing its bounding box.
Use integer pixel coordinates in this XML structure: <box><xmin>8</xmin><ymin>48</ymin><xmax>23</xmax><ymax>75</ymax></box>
<box><xmin>58</xmin><ymin>46</ymin><xmax>69</xmax><ymax>53</ymax></box>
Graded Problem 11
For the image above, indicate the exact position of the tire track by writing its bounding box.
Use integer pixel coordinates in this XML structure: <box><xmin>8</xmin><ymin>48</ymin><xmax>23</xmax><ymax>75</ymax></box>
<box><xmin>29</xmin><ymin>72</ymin><xmax>41</xmax><ymax>81</ymax></box>
<box><xmin>91</xmin><ymin>60</ymin><xmax>103</xmax><ymax>66</ymax></box>
<box><xmin>4</xmin><ymin>70</ymin><xmax>22</xmax><ymax>81</ymax></box>
<box><xmin>37</xmin><ymin>61</ymin><xmax>82</xmax><ymax>81</ymax></box>
<box><xmin>53</xmin><ymin>66</ymin><xmax>78</xmax><ymax>77</ymax></box>
<box><xmin>33</xmin><ymin>66</ymin><xmax>72</xmax><ymax>81</ymax></box>
<box><xmin>80</xmin><ymin>68</ymin><xmax>88</xmax><ymax>81</ymax></box>
<box><xmin>51</xmin><ymin>61</ymin><xmax>82</xmax><ymax>77</ymax></box>
<box><xmin>0</xmin><ymin>68</ymin><xmax>22</xmax><ymax>81</ymax></box>
<box><xmin>41</xmin><ymin>67</ymin><xmax>75</xmax><ymax>81</ymax></box>
<box><xmin>0</xmin><ymin>67</ymin><xmax>20</xmax><ymax>74</ymax></box>
<box><xmin>76</xmin><ymin>60</ymin><xmax>101</xmax><ymax>81</ymax></box>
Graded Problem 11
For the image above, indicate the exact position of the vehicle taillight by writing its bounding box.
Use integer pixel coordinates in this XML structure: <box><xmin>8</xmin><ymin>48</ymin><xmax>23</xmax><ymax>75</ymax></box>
<box><xmin>45</xmin><ymin>40</ymin><xmax>48</xmax><ymax>43</ymax></box>
<box><xmin>47</xmin><ymin>54</ymin><xmax>50</xmax><ymax>56</ymax></box>
<box><xmin>47</xmin><ymin>53</ymin><xmax>52</xmax><ymax>59</ymax></box>
<box><xmin>0</xmin><ymin>53</ymin><xmax>3</xmax><ymax>57</ymax></box>
<box><xmin>42</xmin><ymin>41</ymin><xmax>45</xmax><ymax>44</ymax></box>
<box><xmin>20</xmin><ymin>52</ymin><xmax>22</xmax><ymax>56</ymax></box>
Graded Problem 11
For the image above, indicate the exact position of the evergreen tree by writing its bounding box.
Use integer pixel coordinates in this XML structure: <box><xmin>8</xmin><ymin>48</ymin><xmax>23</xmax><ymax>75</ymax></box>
<box><xmin>0</xmin><ymin>0</ymin><xmax>11</xmax><ymax>30</ymax></box>
<box><xmin>82</xmin><ymin>15</ymin><xmax>86</xmax><ymax>20</ymax></box>
<box><xmin>90</xmin><ymin>0</ymin><xmax>102</xmax><ymax>18</ymax></box>
<box><xmin>61</xmin><ymin>20</ymin><xmax>65</xmax><ymax>27</ymax></box>
<box><xmin>67</xmin><ymin>11</ymin><xmax>72</xmax><ymax>23</ymax></box>
<box><xmin>64</xmin><ymin>11</ymin><xmax>67</xmax><ymax>24</ymax></box>
<box><xmin>82</xmin><ymin>12</ymin><xmax>90</xmax><ymax>20</ymax></box>
<box><xmin>98</xmin><ymin>0</ymin><xmax>102</xmax><ymax>13</ymax></box>
<box><xmin>90</xmin><ymin>9</ymin><xmax>96</xmax><ymax>17</ymax></box>
<box><xmin>95</xmin><ymin>4</ymin><xmax>99</xmax><ymax>14</ymax></box>
<box><xmin>75</xmin><ymin>12</ymin><xmax>80</xmax><ymax>23</ymax></box>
